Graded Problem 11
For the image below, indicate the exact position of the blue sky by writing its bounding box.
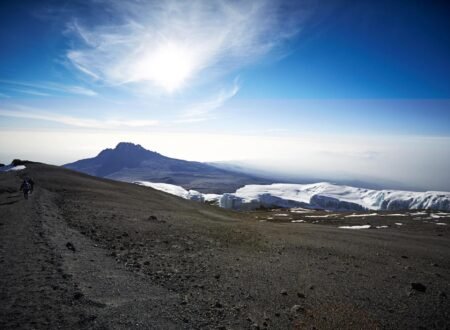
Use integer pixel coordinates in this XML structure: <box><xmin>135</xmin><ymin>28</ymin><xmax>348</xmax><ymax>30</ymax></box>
<box><xmin>1</xmin><ymin>0</ymin><xmax>450</xmax><ymax>190</ymax></box>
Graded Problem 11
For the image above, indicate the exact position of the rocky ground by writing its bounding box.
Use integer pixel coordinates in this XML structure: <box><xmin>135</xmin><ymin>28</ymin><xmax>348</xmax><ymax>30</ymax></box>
<box><xmin>0</xmin><ymin>164</ymin><xmax>449</xmax><ymax>329</ymax></box>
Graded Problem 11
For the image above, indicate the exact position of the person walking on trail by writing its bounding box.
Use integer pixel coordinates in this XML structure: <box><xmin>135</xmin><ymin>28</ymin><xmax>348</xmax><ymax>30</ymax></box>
<box><xmin>28</xmin><ymin>178</ymin><xmax>35</xmax><ymax>194</ymax></box>
<box><xmin>20</xmin><ymin>178</ymin><xmax>32</xmax><ymax>200</ymax></box>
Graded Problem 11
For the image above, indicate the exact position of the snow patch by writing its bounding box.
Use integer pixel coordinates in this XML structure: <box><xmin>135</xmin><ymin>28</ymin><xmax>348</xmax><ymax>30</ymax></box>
<box><xmin>345</xmin><ymin>213</ymin><xmax>378</xmax><ymax>218</ymax></box>
<box><xmin>410</xmin><ymin>211</ymin><xmax>428</xmax><ymax>216</ymax></box>
<box><xmin>0</xmin><ymin>164</ymin><xmax>26</xmax><ymax>172</ymax></box>
<box><xmin>134</xmin><ymin>181</ymin><xmax>204</xmax><ymax>202</ymax></box>
<box><xmin>290</xmin><ymin>208</ymin><xmax>310</xmax><ymax>213</ymax></box>
<box><xmin>339</xmin><ymin>225</ymin><xmax>372</xmax><ymax>230</ymax></box>
<box><xmin>305</xmin><ymin>214</ymin><xmax>338</xmax><ymax>218</ymax></box>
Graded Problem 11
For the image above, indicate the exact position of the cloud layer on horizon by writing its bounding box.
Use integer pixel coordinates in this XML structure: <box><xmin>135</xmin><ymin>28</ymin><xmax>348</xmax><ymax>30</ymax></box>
<box><xmin>1</xmin><ymin>130</ymin><xmax>449</xmax><ymax>191</ymax></box>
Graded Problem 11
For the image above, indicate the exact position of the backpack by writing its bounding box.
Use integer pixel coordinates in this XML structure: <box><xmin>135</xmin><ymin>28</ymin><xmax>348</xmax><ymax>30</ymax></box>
<box><xmin>23</xmin><ymin>180</ymin><xmax>31</xmax><ymax>191</ymax></box>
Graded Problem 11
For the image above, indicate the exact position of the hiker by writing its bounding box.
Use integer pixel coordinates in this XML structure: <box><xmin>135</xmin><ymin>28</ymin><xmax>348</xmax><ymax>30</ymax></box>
<box><xmin>28</xmin><ymin>178</ymin><xmax>35</xmax><ymax>194</ymax></box>
<box><xmin>19</xmin><ymin>178</ymin><xmax>32</xmax><ymax>199</ymax></box>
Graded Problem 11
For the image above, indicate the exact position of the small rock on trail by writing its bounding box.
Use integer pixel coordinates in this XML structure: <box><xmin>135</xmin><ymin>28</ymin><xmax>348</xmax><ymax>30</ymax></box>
<box><xmin>147</xmin><ymin>215</ymin><xmax>165</xmax><ymax>223</ymax></box>
<box><xmin>66</xmin><ymin>242</ymin><xmax>76</xmax><ymax>252</ymax></box>
<box><xmin>73</xmin><ymin>292</ymin><xmax>84</xmax><ymax>300</ymax></box>
<box><xmin>290</xmin><ymin>305</ymin><xmax>304</xmax><ymax>314</ymax></box>
<box><xmin>411</xmin><ymin>283</ymin><xmax>427</xmax><ymax>292</ymax></box>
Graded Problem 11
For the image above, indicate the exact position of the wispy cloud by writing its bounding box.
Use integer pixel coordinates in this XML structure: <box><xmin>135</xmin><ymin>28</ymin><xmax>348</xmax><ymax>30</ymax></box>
<box><xmin>0</xmin><ymin>108</ymin><xmax>158</xmax><ymax>129</ymax></box>
<box><xmin>0</xmin><ymin>80</ymin><xmax>97</xmax><ymax>96</ymax></box>
<box><xmin>7</xmin><ymin>88</ymin><xmax>51</xmax><ymax>97</ymax></box>
<box><xmin>66</xmin><ymin>0</ymin><xmax>309</xmax><ymax>93</ymax></box>
<box><xmin>62</xmin><ymin>85</ymin><xmax>97</xmax><ymax>96</ymax></box>
<box><xmin>177</xmin><ymin>81</ymin><xmax>239</xmax><ymax>122</ymax></box>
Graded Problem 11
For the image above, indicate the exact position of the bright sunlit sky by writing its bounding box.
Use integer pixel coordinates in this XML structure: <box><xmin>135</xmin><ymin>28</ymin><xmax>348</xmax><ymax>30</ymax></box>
<box><xmin>1</xmin><ymin>0</ymin><xmax>450</xmax><ymax>190</ymax></box>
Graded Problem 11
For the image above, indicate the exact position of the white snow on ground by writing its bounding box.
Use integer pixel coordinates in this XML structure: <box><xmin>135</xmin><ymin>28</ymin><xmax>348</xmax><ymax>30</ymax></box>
<box><xmin>218</xmin><ymin>182</ymin><xmax>450</xmax><ymax>211</ymax></box>
<box><xmin>0</xmin><ymin>165</ymin><xmax>26</xmax><ymax>172</ymax></box>
<box><xmin>291</xmin><ymin>220</ymin><xmax>305</xmax><ymax>223</ymax></box>
<box><xmin>381</xmin><ymin>214</ymin><xmax>407</xmax><ymax>217</ymax></box>
<box><xmin>410</xmin><ymin>211</ymin><xmax>428</xmax><ymax>216</ymax></box>
<box><xmin>345</xmin><ymin>213</ymin><xmax>378</xmax><ymax>218</ymax></box>
<box><xmin>430</xmin><ymin>214</ymin><xmax>442</xmax><ymax>219</ymax></box>
<box><xmin>395</xmin><ymin>223</ymin><xmax>403</xmax><ymax>226</ymax></box>
<box><xmin>339</xmin><ymin>225</ymin><xmax>372</xmax><ymax>229</ymax></box>
<box><xmin>436</xmin><ymin>223</ymin><xmax>447</xmax><ymax>226</ymax></box>
<box><xmin>135</xmin><ymin>181</ymin><xmax>450</xmax><ymax>212</ymax></box>
<box><xmin>134</xmin><ymin>181</ymin><xmax>204</xmax><ymax>202</ymax></box>
<box><xmin>9</xmin><ymin>165</ymin><xmax>26</xmax><ymax>171</ymax></box>
<box><xmin>376</xmin><ymin>225</ymin><xmax>389</xmax><ymax>229</ymax></box>
<box><xmin>305</xmin><ymin>214</ymin><xmax>338</xmax><ymax>218</ymax></box>
<box><xmin>274</xmin><ymin>214</ymin><xmax>289</xmax><ymax>217</ymax></box>
<box><xmin>289</xmin><ymin>208</ymin><xmax>310</xmax><ymax>213</ymax></box>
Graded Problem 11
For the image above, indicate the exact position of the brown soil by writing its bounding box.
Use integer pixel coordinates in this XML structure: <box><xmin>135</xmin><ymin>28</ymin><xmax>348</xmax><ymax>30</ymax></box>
<box><xmin>1</xmin><ymin>164</ymin><xmax>449</xmax><ymax>329</ymax></box>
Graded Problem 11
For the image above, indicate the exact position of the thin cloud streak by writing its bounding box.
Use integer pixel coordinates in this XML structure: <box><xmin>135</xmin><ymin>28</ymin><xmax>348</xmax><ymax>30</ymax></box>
<box><xmin>0</xmin><ymin>79</ymin><xmax>97</xmax><ymax>96</ymax></box>
<box><xmin>66</xmin><ymin>0</ymin><xmax>310</xmax><ymax>93</ymax></box>
<box><xmin>0</xmin><ymin>108</ymin><xmax>159</xmax><ymax>129</ymax></box>
<box><xmin>177</xmin><ymin>81</ymin><xmax>240</xmax><ymax>122</ymax></box>
<box><xmin>7</xmin><ymin>88</ymin><xmax>51</xmax><ymax>97</ymax></box>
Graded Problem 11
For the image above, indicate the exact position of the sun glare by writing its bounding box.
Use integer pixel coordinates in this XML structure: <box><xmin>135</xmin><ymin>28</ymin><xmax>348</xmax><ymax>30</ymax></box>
<box><xmin>131</xmin><ymin>42</ymin><xmax>198</xmax><ymax>92</ymax></box>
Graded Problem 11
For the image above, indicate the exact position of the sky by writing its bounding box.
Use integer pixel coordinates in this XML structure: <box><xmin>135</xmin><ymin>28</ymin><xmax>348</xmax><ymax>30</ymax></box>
<box><xmin>0</xmin><ymin>0</ymin><xmax>450</xmax><ymax>191</ymax></box>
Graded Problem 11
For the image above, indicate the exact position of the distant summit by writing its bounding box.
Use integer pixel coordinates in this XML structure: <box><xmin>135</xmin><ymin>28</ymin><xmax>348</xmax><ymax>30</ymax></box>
<box><xmin>64</xmin><ymin>142</ymin><xmax>269</xmax><ymax>193</ymax></box>
<box><xmin>72</xmin><ymin>142</ymin><xmax>164</xmax><ymax>177</ymax></box>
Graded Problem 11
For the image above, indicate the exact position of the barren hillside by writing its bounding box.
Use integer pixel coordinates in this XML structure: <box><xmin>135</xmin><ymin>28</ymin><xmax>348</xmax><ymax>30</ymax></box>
<box><xmin>1</xmin><ymin>164</ymin><xmax>449</xmax><ymax>329</ymax></box>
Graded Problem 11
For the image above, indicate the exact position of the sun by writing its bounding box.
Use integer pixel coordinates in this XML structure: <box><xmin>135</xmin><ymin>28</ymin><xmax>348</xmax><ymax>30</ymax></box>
<box><xmin>131</xmin><ymin>42</ymin><xmax>198</xmax><ymax>93</ymax></box>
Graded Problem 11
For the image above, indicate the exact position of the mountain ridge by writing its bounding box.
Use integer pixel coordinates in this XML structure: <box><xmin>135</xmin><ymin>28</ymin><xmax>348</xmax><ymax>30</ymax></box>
<box><xmin>64</xmin><ymin>142</ymin><xmax>270</xmax><ymax>193</ymax></box>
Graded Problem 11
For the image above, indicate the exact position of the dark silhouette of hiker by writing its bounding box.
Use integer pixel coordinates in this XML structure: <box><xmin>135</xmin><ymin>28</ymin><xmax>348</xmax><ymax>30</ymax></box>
<box><xmin>28</xmin><ymin>178</ymin><xmax>35</xmax><ymax>194</ymax></box>
<box><xmin>19</xmin><ymin>179</ymin><xmax>32</xmax><ymax>199</ymax></box>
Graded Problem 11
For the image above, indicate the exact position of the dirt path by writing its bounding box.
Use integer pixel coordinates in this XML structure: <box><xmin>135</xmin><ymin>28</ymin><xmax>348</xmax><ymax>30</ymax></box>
<box><xmin>0</xmin><ymin>185</ymin><xmax>90</xmax><ymax>329</ymax></box>
<box><xmin>0</xmin><ymin>178</ymin><xmax>185</xmax><ymax>329</ymax></box>
<box><xmin>40</xmin><ymin>188</ymin><xmax>187</xmax><ymax>329</ymax></box>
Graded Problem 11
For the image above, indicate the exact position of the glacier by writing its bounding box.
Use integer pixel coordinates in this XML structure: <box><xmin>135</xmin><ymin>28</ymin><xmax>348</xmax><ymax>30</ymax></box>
<box><xmin>134</xmin><ymin>181</ymin><xmax>450</xmax><ymax>212</ymax></box>
<box><xmin>218</xmin><ymin>183</ymin><xmax>450</xmax><ymax>211</ymax></box>
<box><xmin>134</xmin><ymin>181</ymin><xmax>206</xmax><ymax>202</ymax></box>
